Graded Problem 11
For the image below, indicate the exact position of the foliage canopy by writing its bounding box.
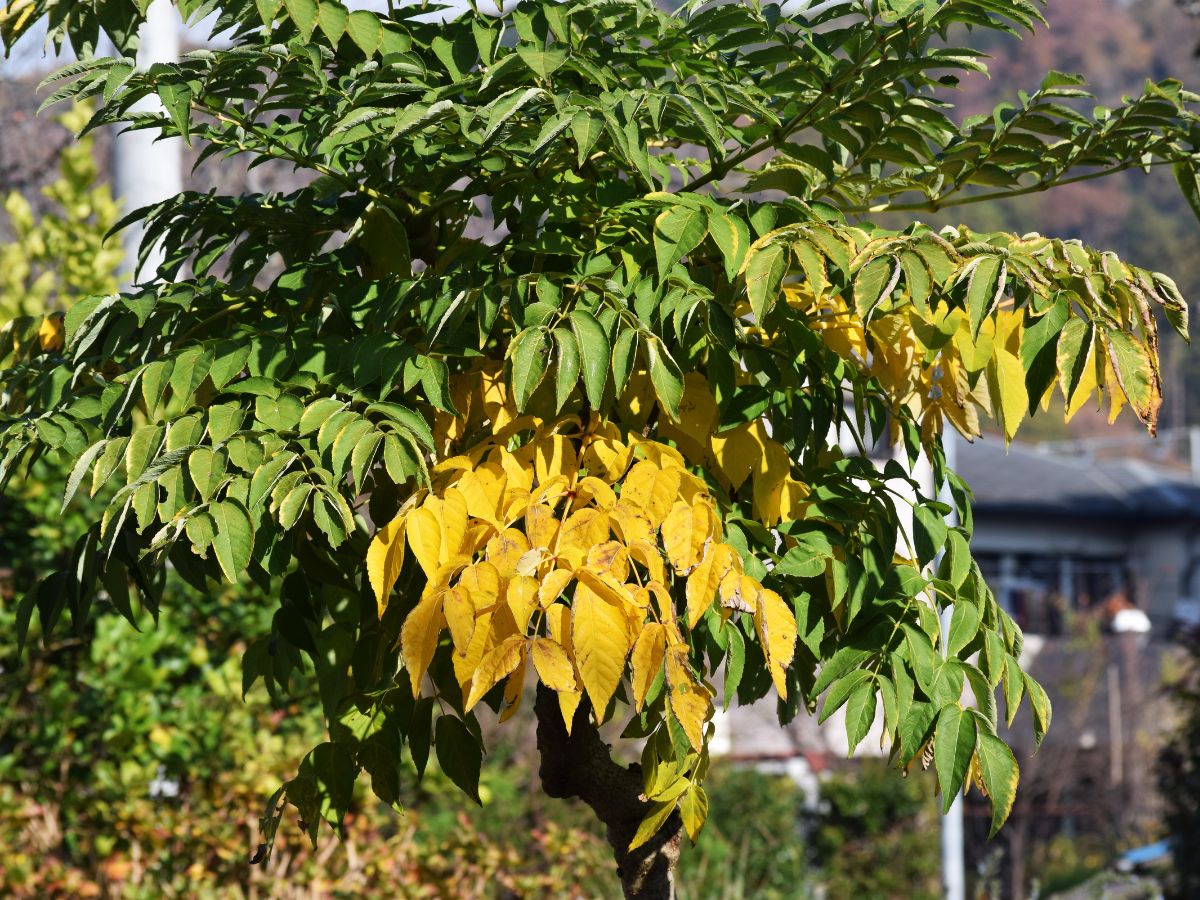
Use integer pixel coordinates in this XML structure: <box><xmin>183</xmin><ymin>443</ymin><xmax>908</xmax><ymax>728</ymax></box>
<box><xmin>1</xmin><ymin>0</ymin><xmax>1196</xmax><ymax>891</ymax></box>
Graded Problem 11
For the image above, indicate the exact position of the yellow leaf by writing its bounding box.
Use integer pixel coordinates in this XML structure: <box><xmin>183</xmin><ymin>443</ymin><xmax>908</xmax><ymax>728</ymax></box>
<box><xmin>530</xmin><ymin>637</ymin><xmax>577</xmax><ymax>692</ymax></box>
<box><xmin>455</xmin><ymin>466</ymin><xmax>505</xmax><ymax>529</ymax></box>
<box><xmin>400</xmin><ymin>594</ymin><xmax>444</xmax><ymax>695</ymax></box>
<box><xmin>620</xmin><ymin>460</ymin><xmax>681</xmax><ymax>527</ymax></box>
<box><xmin>575</xmin><ymin>566</ymin><xmax>632</xmax><ymax>608</ymax></box>
<box><xmin>558</xmin><ymin>689</ymin><xmax>583</xmax><ymax>733</ymax></box>
<box><xmin>506</xmin><ymin>575</ymin><xmax>540</xmax><ymax>632</ymax></box>
<box><xmin>526</xmin><ymin>502</ymin><xmax>559</xmax><ymax>551</ymax></box>
<box><xmin>685</xmin><ymin>543</ymin><xmax>737</xmax><ymax>628</ymax></box>
<box><xmin>1066</xmin><ymin>343</ymin><xmax>1100</xmax><ymax>422</ymax></box>
<box><xmin>755</xmin><ymin>588</ymin><xmax>797</xmax><ymax>699</ymax></box>
<box><xmin>498</xmin><ymin>446</ymin><xmax>534</xmax><ymax>493</ymax></box>
<box><xmin>752</xmin><ymin>439</ymin><xmax>791</xmax><ymax>527</ymax></box>
<box><xmin>611</xmin><ymin>499</ymin><xmax>653</xmax><ymax>545</ymax></box>
<box><xmin>630</xmin><ymin>623</ymin><xmax>666</xmax><ymax>710</ymax></box>
<box><xmin>580</xmin><ymin>431</ymin><xmax>632</xmax><ymax>483</ymax></box>
<box><xmin>556</xmin><ymin>507</ymin><xmax>611</xmax><ymax>568</ymax></box>
<box><xmin>458</xmin><ymin>561</ymin><xmax>501</xmax><ymax>613</ymax></box>
<box><xmin>440</xmin><ymin>487</ymin><xmax>469</xmax><ymax>563</ymax></box>
<box><xmin>778</xmin><ymin>476</ymin><xmax>810</xmax><ymax>522</ymax></box>
<box><xmin>534</xmin><ymin>434</ymin><xmax>579</xmax><ymax>486</ymax></box>
<box><xmin>586</xmin><ymin>540</ymin><xmax>630</xmax><ymax>580</ymax></box>
<box><xmin>575</xmin><ymin>475</ymin><xmax>617</xmax><ymax>510</ymax></box>
<box><xmin>627</xmin><ymin>538</ymin><xmax>667</xmax><ymax>585</ymax></box>
<box><xmin>466</xmin><ymin>634</ymin><xmax>527</xmax><ymax>711</ymax></box>
<box><xmin>666</xmin><ymin>650</ymin><xmax>712</xmax><ymax>751</ymax></box>
<box><xmin>991</xmin><ymin>348</ymin><xmax>1028</xmax><ymax>443</ymax></box>
<box><xmin>538</xmin><ymin>567</ymin><xmax>574</xmax><ymax>608</ymax></box>
<box><xmin>38</xmin><ymin>312</ymin><xmax>64</xmax><ymax>352</ymax></box>
<box><xmin>572</xmin><ymin>581</ymin><xmax>635</xmax><ymax>719</ymax></box>
<box><xmin>708</xmin><ymin>422</ymin><xmax>761</xmax><ymax>491</ymax></box>
<box><xmin>485</xmin><ymin>528</ymin><xmax>531</xmax><ymax>577</ymax></box>
<box><xmin>628</xmin><ymin>800</ymin><xmax>677</xmax><ymax>852</ymax></box>
<box><xmin>663</xmin><ymin>498</ymin><xmax>716</xmax><ymax>574</ymax></box>
<box><xmin>453</xmin><ymin>609</ymin><xmax>496</xmax><ymax>689</ymax></box>
<box><xmin>658</xmin><ymin>372</ymin><xmax>717</xmax><ymax>463</ymax></box>
<box><xmin>367</xmin><ymin>512</ymin><xmax>406</xmax><ymax>616</ymax></box>
<box><xmin>442</xmin><ymin>586</ymin><xmax>476</xmax><ymax>653</ymax></box>
<box><xmin>546</xmin><ymin>602</ymin><xmax>572</xmax><ymax>650</ymax></box>
<box><xmin>1103</xmin><ymin>354</ymin><xmax>1127</xmax><ymax>424</ymax></box>
<box><xmin>406</xmin><ymin>503</ymin><xmax>442</xmax><ymax>578</ymax></box>
<box><xmin>722</xmin><ymin>573</ymin><xmax>761</xmax><ymax>615</ymax></box>
<box><xmin>500</xmin><ymin>657</ymin><xmax>527</xmax><ymax>722</ymax></box>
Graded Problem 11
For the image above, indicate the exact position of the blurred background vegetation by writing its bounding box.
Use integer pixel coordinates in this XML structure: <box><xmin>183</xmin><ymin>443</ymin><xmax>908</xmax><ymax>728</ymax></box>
<box><xmin>4</xmin><ymin>0</ymin><xmax>1200</xmax><ymax>895</ymax></box>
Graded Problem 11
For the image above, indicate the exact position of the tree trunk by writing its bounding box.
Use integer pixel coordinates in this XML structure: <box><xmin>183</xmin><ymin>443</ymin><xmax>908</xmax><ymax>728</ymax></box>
<box><xmin>533</xmin><ymin>685</ymin><xmax>683</xmax><ymax>899</ymax></box>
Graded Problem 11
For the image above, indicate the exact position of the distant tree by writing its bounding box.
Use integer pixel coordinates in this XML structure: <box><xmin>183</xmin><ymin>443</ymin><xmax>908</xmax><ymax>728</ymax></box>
<box><xmin>1159</xmin><ymin>633</ymin><xmax>1200</xmax><ymax>898</ymax></box>
<box><xmin>1</xmin><ymin>0</ymin><xmax>1197</xmax><ymax>895</ymax></box>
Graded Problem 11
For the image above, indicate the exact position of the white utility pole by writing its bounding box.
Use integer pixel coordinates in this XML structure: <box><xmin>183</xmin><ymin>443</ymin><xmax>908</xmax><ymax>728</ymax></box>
<box><xmin>111</xmin><ymin>0</ymin><xmax>182</xmax><ymax>285</ymax></box>
<box><xmin>939</xmin><ymin>430</ymin><xmax>966</xmax><ymax>900</ymax></box>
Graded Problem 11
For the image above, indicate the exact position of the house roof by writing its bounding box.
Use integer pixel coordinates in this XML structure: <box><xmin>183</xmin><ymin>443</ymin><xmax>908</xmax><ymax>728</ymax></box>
<box><xmin>953</xmin><ymin>437</ymin><xmax>1200</xmax><ymax>520</ymax></box>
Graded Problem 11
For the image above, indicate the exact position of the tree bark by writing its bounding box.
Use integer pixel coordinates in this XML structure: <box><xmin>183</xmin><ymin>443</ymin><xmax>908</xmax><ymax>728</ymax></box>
<box><xmin>533</xmin><ymin>685</ymin><xmax>682</xmax><ymax>899</ymax></box>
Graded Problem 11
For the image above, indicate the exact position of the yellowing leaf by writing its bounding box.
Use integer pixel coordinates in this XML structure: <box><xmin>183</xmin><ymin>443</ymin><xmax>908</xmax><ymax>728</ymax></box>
<box><xmin>679</xmin><ymin>784</ymin><xmax>709</xmax><ymax>842</ymax></box>
<box><xmin>572</xmin><ymin>581</ymin><xmax>635</xmax><ymax>719</ymax></box>
<box><xmin>500</xmin><ymin>657</ymin><xmax>527</xmax><ymax>722</ymax></box>
<box><xmin>456</xmin><ymin>466</ymin><xmax>506</xmax><ymax>529</ymax></box>
<box><xmin>530</xmin><ymin>637</ymin><xmax>577</xmax><ymax>692</ymax></box>
<box><xmin>440</xmin><ymin>487</ymin><xmax>469</xmax><ymax>563</ymax></box>
<box><xmin>755</xmin><ymin>588</ymin><xmax>798</xmax><ymax>699</ymax></box>
<box><xmin>454</xmin><ymin>609</ymin><xmax>496</xmax><ymax>689</ymax></box>
<box><xmin>662</xmin><ymin>499</ymin><xmax>715</xmax><ymax>574</ymax></box>
<box><xmin>575</xmin><ymin>475</ymin><xmax>617</xmax><ymax>509</ymax></box>
<box><xmin>581</xmin><ymin>431</ymin><xmax>632</xmax><ymax>483</ymax></box>
<box><xmin>466</xmin><ymin>634</ymin><xmax>527</xmax><ymax>710</ymax></box>
<box><xmin>686</xmin><ymin>542</ymin><xmax>737</xmax><ymax>628</ymax></box>
<box><xmin>401</xmin><ymin>594</ymin><xmax>444</xmax><ymax>695</ymax></box>
<box><xmin>666</xmin><ymin>650</ymin><xmax>712</xmax><ymax>751</ymax></box>
<box><xmin>367</xmin><ymin>512</ymin><xmax>407</xmax><ymax>615</ymax></box>
<box><xmin>659</xmin><ymin>372</ymin><xmax>717</xmax><ymax>462</ymax></box>
<box><xmin>627</xmin><ymin>538</ymin><xmax>667</xmax><ymax>585</ymax></box>
<box><xmin>631</xmin><ymin>623</ymin><xmax>666</xmax><ymax>710</ymax></box>
<box><xmin>722</xmin><ymin>573</ymin><xmax>760</xmax><ymax>615</ymax></box>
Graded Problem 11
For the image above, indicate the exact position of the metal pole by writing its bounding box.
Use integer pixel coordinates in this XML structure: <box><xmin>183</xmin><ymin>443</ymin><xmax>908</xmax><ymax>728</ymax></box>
<box><xmin>111</xmin><ymin>0</ymin><xmax>181</xmax><ymax>285</ymax></box>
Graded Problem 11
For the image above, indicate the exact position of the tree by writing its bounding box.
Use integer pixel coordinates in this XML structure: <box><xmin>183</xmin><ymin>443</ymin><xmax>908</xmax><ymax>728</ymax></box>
<box><xmin>1159</xmin><ymin>631</ymin><xmax>1200</xmax><ymax>898</ymax></box>
<box><xmin>0</xmin><ymin>0</ymin><xmax>1195</xmax><ymax>896</ymax></box>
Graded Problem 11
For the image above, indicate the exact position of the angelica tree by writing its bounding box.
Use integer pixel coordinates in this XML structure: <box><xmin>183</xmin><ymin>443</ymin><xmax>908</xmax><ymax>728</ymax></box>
<box><xmin>0</xmin><ymin>0</ymin><xmax>1196</xmax><ymax>895</ymax></box>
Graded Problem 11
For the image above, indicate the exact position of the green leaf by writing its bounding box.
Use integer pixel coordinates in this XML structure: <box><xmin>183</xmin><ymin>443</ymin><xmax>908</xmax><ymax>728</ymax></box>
<box><xmin>743</xmin><ymin>243</ymin><xmax>787</xmax><ymax>321</ymax></box>
<box><xmin>516</xmin><ymin>46</ymin><xmax>567</xmax><ymax>78</ymax></box>
<box><xmin>629</xmin><ymin>799</ymin><xmax>677</xmax><ymax>851</ymax></box>
<box><xmin>819</xmin><ymin>669</ymin><xmax>871</xmax><ymax>723</ymax></box>
<box><xmin>843</xmin><ymin>678</ymin><xmax>877</xmax><ymax>754</ymax></box>
<box><xmin>912</xmin><ymin>505</ymin><xmax>948</xmax><ymax>566</ymax></box>
<box><xmin>1023</xmin><ymin>673</ymin><xmax>1052</xmax><ymax>749</ymax></box>
<box><xmin>853</xmin><ymin>256</ymin><xmax>897</xmax><ymax>319</ymax></box>
<box><xmin>511</xmin><ymin>328</ymin><xmax>549</xmax><ymax>411</ymax></box>
<box><xmin>569</xmin><ymin>111</ymin><xmax>603</xmax><ymax>167</ymax></box>
<box><xmin>282</xmin><ymin>0</ymin><xmax>318</xmax><ymax>41</ymax></box>
<box><xmin>1174</xmin><ymin>161</ymin><xmax>1200</xmax><ymax>226</ymax></box>
<box><xmin>209</xmin><ymin>500</ymin><xmax>253</xmax><ymax>583</ymax></box>
<box><xmin>1056</xmin><ymin>318</ymin><xmax>1094</xmax><ymax>406</ymax></box>
<box><xmin>611</xmin><ymin>327</ymin><xmax>638</xmax><ymax>398</ymax></box>
<box><xmin>569</xmin><ymin>309</ymin><xmax>610</xmax><ymax>409</ymax></box>
<box><xmin>946</xmin><ymin>601</ymin><xmax>980</xmax><ymax>658</ymax></box>
<box><xmin>345</xmin><ymin>9</ymin><xmax>383</xmax><ymax>57</ymax></box>
<box><xmin>654</xmin><ymin>206</ymin><xmax>709</xmax><ymax>279</ymax></box>
<box><xmin>552</xmin><ymin>328</ymin><xmax>581</xmax><ymax>413</ymax></box>
<box><xmin>723</xmin><ymin>625</ymin><xmax>745</xmax><ymax>709</ymax></box>
<box><xmin>434</xmin><ymin>715</ymin><xmax>482</xmax><ymax>804</ymax></box>
<box><xmin>646</xmin><ymin>338</ymin><xmax>683</xmax><ymax>420</ymax></box>
<box><xmin>317</xmin><ymin>0</ymin><xmax>347</xmax><ymax>43</ymax></box>
<box><xmin>934</xmin><ymin>703</ymin><xmax>977</xmax><ymax>813</ymax></box>
<box><xmin>965</xmin><ymin>256</ymin><xmax>1004</xmax><ymax>338</ymax></box>
<box><xmin>976</xmin><ymin>729</ymin><xmax>1019</xmax><ymax>837</ymax></box>
<box><xmin>707</xmin><ymin>211</ymin><xmax>750</xmax><ymax>282</ymax></box>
